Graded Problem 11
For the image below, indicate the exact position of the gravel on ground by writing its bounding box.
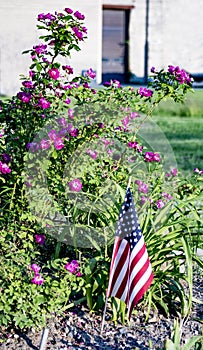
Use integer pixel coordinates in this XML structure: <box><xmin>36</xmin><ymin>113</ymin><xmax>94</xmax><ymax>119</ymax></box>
<box><xmin>0</xmin><ymin>277</ymin><xmax>202</xmax><ymax>350</ymax></box>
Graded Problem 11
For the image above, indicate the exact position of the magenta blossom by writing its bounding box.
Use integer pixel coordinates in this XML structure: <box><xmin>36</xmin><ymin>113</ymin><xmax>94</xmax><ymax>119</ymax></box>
<box><xmin>69</xmin><ymin>179</ymin><xmax>82</xmax><ymax>192</ymax></box>
<box><xmin>130</xmin><ymin>111</ymin><xmax>140</xmax><ymax>119</ymax></box>
<box><xmin>35</xmin><ymin>234</ymin><xmax>46</xmax><ymax>245</ymax></box>
<box><xmin>72</xmin><ymin>26</ymin><xmax>83</xmax><ymax>40</ymax></box>
<box><xmin>170</xmin><ymin>168</ymin><xmax>178</xmax><ymax>176</ymax></box>
<box><xmin>136</xmin><ymin>180</ymin><xmax>148</xmax><ymax>194</ymax></box>
<box><xmin>68</xmin><ymin>109</ymin><xmax>74</xmax><ymax>119</ymax></box>
<box><xmin>74</xmin><ymin>11</ymin><xmax>85</xmax><ymax>20</ymax></box>
<box><xmin>168</xmin><ymin>65</ymin><xmax>191</xmax><ymax>84</ymax></box>
<box><xmin>57</xmin><ymin>117</ymin><xmax>67</xmax><ymax>127</ymax></box>
<box><xmin>144</xmin><ymin>151</ymin><xmax>161</xmax><ymax>163</ymax></box>
<box><xmin>65</xmin><ymin>260</ymin><xmax>81</xmax><ymax>275</ymax></box>
<box><xmin>62</xmin><ymin>65</ymin><xmax>73</xmax><ymax>74</ymax></box>
<box><xmin>22</xmin><ymin>80</ymin><xmax>33</xmax><ymax>89</ymax></box>
<box><xmin>31</xmin><ymin>274</ymin><xmax>44</xmax><ymax>285</ymax></box>
<box><xmin>30</xmin><ymin>263</ymin><xmax>41</xmax><ymax>274</ymax></box>
<box><xmin>64</xmin><ymin>8</ymin><xmax>73</xmax><ymax>14</ymax></box>
<box><xmin>38</xmin><ymin>98</ymin><xmax>50</xmax><ymax>109</ymax></box>
<box><xmin>121</xmin><ymin>116</ymin><xmax>130</xmax><ymax>128</ymax></box>
<box><xmin>138</xmin><ymin>87</ymin><xmax>153</xmax><ymax>97</ymax></box>
<box><xmin>193</xmin><ymin>167</ymin><xmax>203</xmax><ymax>175</ymax></box>
<box><xmin>128</xmin><ymin>141</ymin><xmax>143</xmax><ymax>153</ymax></box>
<box><xmin>17</xmin><ymin>91</ymin><xmax>32</xmax><ymax>103</ymax></box>
<box><xmin>103</xmin><ymin>81</ymin><xmax>111</xmax><ymax>87</ymax></box>
<box><xmin>162</xmin><ymin>192</ymin><xmax>172</xmax><ymax>201</ymax></box>
<box><xmin>40</xmin><ymin>139</ymin><xmax>51</xmax><ymax>150</ymax></box>
<box><xmin>86</xmin><ymin>68</ymin><xmax>96</xmax><ymax>79</ymax></box>
<box><xmin>86</xmin><ymin>149</ymin><xmax>98</xmax><ymax>160</ymax></box>
<box><xmin>156</xmin><ymin>199</ymin><xmax>165</xmax><ymax>209</ymax></box>
<box><xmin>0</xmin><ymin>161</ymin><xmax>11</xmax><ymax>174</ymax></box>
<box><xmin>64</xmin><ymin>98</ymin><xmax>71</xmax><ymax>105</ymax></box>
<box><xmin>48</xmin><ymin>68</ymin><xmax>60</xmax><ymax>80</ymax></box>
<box><xmin>54</xmin><ymin>138</ymin><xmax>64</xmax><ymax>150</ymax></box>
<box><xmin>33</xmin><ymin>44</ymin><xmax>47</xmax><ymax>55</ymax></box>
<box><xmin>48</xmin><ymin>130</ymin><xmax>58</xmax><ymax>141</ymax></box>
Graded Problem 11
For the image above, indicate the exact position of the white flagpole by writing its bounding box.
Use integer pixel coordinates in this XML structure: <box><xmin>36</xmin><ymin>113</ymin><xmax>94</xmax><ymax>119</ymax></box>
<box><xmin>127</xmin><ymin>176</ymin><xmax>132</xmax><ymax>190</ymax></box>
<box><xmin>39</xmin><ymin>327</ymin><xmax>49</xmax><ymax>350</ymax></box>
<box><xmin>100</xmin><ymin>296</ymin><xmax>108</xmax><ymax>334</ymax></box>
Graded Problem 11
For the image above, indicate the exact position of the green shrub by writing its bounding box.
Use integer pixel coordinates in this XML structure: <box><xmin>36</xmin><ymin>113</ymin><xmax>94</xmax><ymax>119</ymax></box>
<box><xmin>0</xmin><ymin>7</ymin><xmax>202</xmax><ymax>331</ymax></box>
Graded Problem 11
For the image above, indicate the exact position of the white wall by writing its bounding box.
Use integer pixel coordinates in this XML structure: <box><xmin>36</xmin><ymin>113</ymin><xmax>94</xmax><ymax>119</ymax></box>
<box><xmin>130</xmin><ymin>0</ymin><xmax>203</xmax><ymax>79</ymax></box>
<box><xmin>0</xmin><ymin>0</ymin><xmax>102</xmax><ymax>96</ymax></box>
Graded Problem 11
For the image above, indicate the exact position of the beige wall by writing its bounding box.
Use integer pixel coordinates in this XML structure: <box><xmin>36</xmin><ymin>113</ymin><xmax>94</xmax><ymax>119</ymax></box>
<box><xmin>0</xmin><ymin>0</ymin><xmax>102</xmax><ymax>95</ymax></box>
<box><xmin>130</xmin><ymin>0</ymin><xmax>203</xmax><ymax>79</ymax></box>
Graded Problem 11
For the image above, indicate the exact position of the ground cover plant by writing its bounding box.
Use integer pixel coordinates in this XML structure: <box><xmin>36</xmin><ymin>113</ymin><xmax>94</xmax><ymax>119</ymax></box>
<box><xmin>0</xmin><ymin>6</ymin><xmax>202</xmax><ymax>343</ymax></box>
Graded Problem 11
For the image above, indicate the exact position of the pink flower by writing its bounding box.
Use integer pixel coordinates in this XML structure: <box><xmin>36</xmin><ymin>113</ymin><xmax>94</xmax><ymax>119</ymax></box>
<box><xmin>65</xmin><ymin>260</ymin><xmax>79</xmax><ymax>274</ymax></box>
<box><xmin>57</xmin><ymin>117</ymin><xmax>67</xmax><ymax>127</ymax></box>
<box><xmin>121</xmin><ymin>116</ymin><xmax>130</xmax><ymax>128</ymax></box>
<box><xmin>40</xmin><ymin>139</ymin><xmax>51</xmax><ymax>150</ymax></box>
<box><xmin>170</xmin><ymin>168</ymin><xmax>178</xmax><ymax>176</ymax></box>
<box><xmin>31</xmin><ymin>274</ymin><xmax>44</xmax><ymax>285</ymax></box>
<box><xmin>64</xmin><ymin>8</ymin><xmax>73</xmax><ymax>14</ymax></box>
<box><xmin>62</xmin><ymin>65</ymin><xmax>73</xmax><ymax>74</ymax></box>
<box><xmin>38</xmin><ymin>98</ymin><xmax>50</xmax><ymax>109</ymax></box>
<box><xmin>68</xmin><ymin>179</ymin><xmax>82</xmax><ymax>192</ymax></box>
<box><xmin>69</xmin><ymin>128</ymin><xmax>79</xmax><ymax>137</ymax></box>
<box><xmin>48</xmin><ymin>130</ymin><xmax>58</xmax><ymax>141</ymax></box>
<box><xmin>138</xmin><ymin>87</ymin><xmax>153</xmax><ymax>97</ymax></box>
<box><xmin>76</xmin><ymin>271</ymin><xmax>82</xmax><ymax>277</ymax></box>
<box><xmin>17</xmin><ymin>91</ymin><xmax>32</xmax><ymax>103</ymax></box>
<box><xmin>0</xmin><ymin>161</ymin><xmax>11</xmax><ymax>174</ymax></box>
<box><xmin>72</xmin><ymin>26</ymin><xmax>83</xmax><ymax>40</ymax></box>
<box><xmin>130</xmin><ymin>112</ymin><xmax>140</xmax><ymax>119</ymax></box>
<box><xmin>136</xmin><ymin>180</ymin><xmax>148</xmax><ymax>194</ymax></box>
<box><xmin>22</xmin><ymin>80</ymin><xmax>33</xmax><ymax>89</ymax></box>
<box><xmin>144</xmin><ymin>151</ymin><xmax>161</xmax><ymax>162</ymax></box>
<box><xmin>30</xmin><ymin>263</ymin><xmax>41</xmax><ymax>274</ymax></box>
<box><xmin>194</xmin><ymin>167</ymin><xmax>200</xmax><ymax>173</ymax></box>
<box><xmin>48</xmin><ymin>68</ymin><xmax>60</xmax><ymax>80</ymax></box>
<box><xmin>128</xmin><ymin>141</ymin><xmax>143</xmax><ymax>153</ymax></box>
<box><xmin>54</xmin><ymin>138</ymin><xmax>64</xmax><ymax>150</ymax></box>
<box><xmin>86</xmin><ymin>149</ymin><xmax>98</xmax><ymax>160</ymax></box>
<box><xmin>156</xmin><ymin>199</ymin><xmax>165</xmax><ymax>209</ymax></box>
<box><xmin>74</xmin><ymin>11</ymin><xmax>85</xmax><ymax>20</ymax></box>
<box><xmin>35</xmin><ymin>234</ymin><xmax>46</xmax><ymax>245</ymax></box>
<box><xmin>64</xmin><ymin>98</ymin><xmax>71</xmax><ymax>105</ymax></box>
<box><xmin>33</xmin><ymin>44</ymin><xmax>47</xmax><ymax>55</ymax></box>
<box><xmin>86</xmin><ymin>68</ymin><xmax>96</xmax><ymax>79</ymax></box>
<box><xmin>68</xmin><ymin>109</ymin><xmax>74</xmax><ymax>119</ymax></box>
<box><xmin>153</xmin><ymin>153</ymin><xmax>161</xmax><ymax>162</ymax></box>
<box><xmin>162</xmin><ymin>192</ymin><xmax>172</xmax><ymax>201</ymax></box>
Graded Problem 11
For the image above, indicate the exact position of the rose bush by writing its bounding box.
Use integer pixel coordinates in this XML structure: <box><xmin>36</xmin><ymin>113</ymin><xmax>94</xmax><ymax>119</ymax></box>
<box><xmin>0</xmin><ymin>6</ymin><xmax>202</xmax><ymax>331</ymax></box>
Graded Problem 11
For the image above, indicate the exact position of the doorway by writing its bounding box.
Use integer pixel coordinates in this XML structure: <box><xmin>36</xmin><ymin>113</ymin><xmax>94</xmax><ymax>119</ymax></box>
<box><xmin>102</xmin><ymin>8</ymin><xmax>130</xmax><ymax>83</ymax></box>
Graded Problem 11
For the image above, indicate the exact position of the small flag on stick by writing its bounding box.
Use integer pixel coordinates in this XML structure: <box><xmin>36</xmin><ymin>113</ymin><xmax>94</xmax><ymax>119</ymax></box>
<box><xmin>106</xmin><ymin>184</ymin><xmax>153</xmax><ymax>319</ymax></box>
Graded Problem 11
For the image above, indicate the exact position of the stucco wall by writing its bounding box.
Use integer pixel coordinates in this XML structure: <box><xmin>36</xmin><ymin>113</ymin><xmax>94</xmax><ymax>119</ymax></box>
<box><xmin>130</xmin><ymin>0</ymin><xmax>203</xmax><ymax>79</ymax></box>
<box><xmin>0</xmin><ymin>0</ymin><xmax>102</xmax><ymax>96</ymax></box>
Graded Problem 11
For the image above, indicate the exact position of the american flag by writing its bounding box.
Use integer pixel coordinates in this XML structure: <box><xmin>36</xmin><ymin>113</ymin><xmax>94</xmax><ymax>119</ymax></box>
<box><xmin>106</xmin><ymin>186</ymin><xmax>154</xmax><ymax>319</ymax></box>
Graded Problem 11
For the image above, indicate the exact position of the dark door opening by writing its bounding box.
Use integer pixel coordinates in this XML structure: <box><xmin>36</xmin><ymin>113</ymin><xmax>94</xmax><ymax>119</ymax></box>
<box><xmin>102</xmin><ymin>9</ymin><xmax>130</xmax><ymax>84</ymax></box>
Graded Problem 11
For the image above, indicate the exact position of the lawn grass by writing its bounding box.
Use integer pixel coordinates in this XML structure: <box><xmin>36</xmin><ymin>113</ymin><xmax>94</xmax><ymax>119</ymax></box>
<box><xmin>152</xmin><ymin>115</ymin><xmax>203</xmax><ymax>173</ymax></box>
<box><xmin>152</xmin><ymin>89</ymin><xmax>203</xmax><ymax>173</ymax></box>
